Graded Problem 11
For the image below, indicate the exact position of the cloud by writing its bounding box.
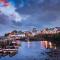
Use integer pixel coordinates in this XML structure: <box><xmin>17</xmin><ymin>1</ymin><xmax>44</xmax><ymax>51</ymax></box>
<box><xmin>13</xmin><ymin>0</ymin><xmax>60</xmax><ymax>29</ymax></box>
<box><xmin>0</xmin><ymin>13</ymin><xmax>10</xmax><ymax>25</ymax></box>
<box><xmin>0</xmin><ymin>1</ymin><xmax>30</xmax><ymax>22</ymax></box>
<box><xmin>0</xmin><ymin>0</ymin><xmax>60</xmax><ymax>35</ymax></box>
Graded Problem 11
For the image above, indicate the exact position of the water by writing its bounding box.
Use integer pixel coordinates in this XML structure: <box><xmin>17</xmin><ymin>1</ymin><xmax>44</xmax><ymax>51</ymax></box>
<box><xmin>0</xmin><ymin>41</ymin><xmax>60</xmax><ymax>60</ymax></box>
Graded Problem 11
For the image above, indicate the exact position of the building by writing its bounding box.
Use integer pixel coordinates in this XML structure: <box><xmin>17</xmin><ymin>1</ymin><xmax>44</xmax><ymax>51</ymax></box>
<box><xmin>25</xmin><ymin>31</ymin><xmax>32</xmax><ymax>37</ymax></box>
<box><xmin>7</xmin><ymin>30</ymin><xmax>25</xmax><ymax>40</ymax></box>
<box><xmin>55</xmin><ymin>27</ymin><xmax>60</xmax><ymax>33</ymax></box>
<box><xmin>42</xmin><ymin>27</ymin><xmax>60</xmax><ymax>34</ymax></box>
<box><xmin>32</xmin><ymin>28</ymin><xmax>38</xmax><ymax>36</ymax></box>
<box><xmin>32</xmin><ymin>28</ymin><xmax>37</xmax><ymax>33</ymax></box>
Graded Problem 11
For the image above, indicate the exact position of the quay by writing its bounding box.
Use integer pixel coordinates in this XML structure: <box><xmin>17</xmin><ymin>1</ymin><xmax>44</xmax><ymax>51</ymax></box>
<box><xmin>0</xmin><ymin>37</ymin><xmax>20</xmax><ymax>56</ymax></box>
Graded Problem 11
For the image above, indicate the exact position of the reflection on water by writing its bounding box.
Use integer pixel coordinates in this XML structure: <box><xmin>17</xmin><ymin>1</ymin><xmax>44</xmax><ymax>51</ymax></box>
<box><xmin>25</xmin><ymin>41</ymin><xmax>57</xmax><ymax>49</ymax></box>
<box><xmin>0</xmin><ymin>50</ymin><xmax>18</xmax><ymax>58</ymax></box>
<box><xmin>27</xmin><ymin>41</ymin><xmax>32</xmax><ymax>48</ymax></box>
<box><xmin>0</xmin><ymin>40</ymin><xmax>60</xmax><ymax>60</ymax></box>
<box><xmin>40</xmin><ymin>41</ymin><xmax>56</xmax><ymax>49</ymax></box>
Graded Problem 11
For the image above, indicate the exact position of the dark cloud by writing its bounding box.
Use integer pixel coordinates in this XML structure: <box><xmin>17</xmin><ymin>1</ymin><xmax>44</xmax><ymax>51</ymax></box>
<box><xmin>15</xmin><ymin>0</ymin><xmax>60</xmax><ymax>23</ymax></box>
<box><xmin>41</xmin><ymin>0</ymin><xmax>60</xmax><ymax>11</ymax></box>
<box><xmin>0</xmin><ymin>13</ymin><xmax>9</xmax><ymax>25</ymax></box>
<box><xmin>15</xmin><ymin>0</ymin><xmax>60</xmax><ymax>14</ymax></box>
<box><xmin>0</xmin><ymin>13</ymin><xmax>22</xmax><ymax>26</ymax></box>
<box><xmin>12</xmin><ymin>21</ymin><xmax>22</xmax><ymax>26</ymax></box>
<box><xmin>1</xmin><ymin>0</ymin><xmax>60</xmax><ymax>25</ymax></box>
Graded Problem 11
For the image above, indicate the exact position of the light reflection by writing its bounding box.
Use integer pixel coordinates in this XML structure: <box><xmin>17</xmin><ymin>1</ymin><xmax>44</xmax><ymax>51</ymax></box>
<box><xmin>27</xmin><ymin>41</ymin><xmax>32</xmax><ymax>48</ymax></box>
<box><xmin>49</xmin><ymin>42</ymin><xmax>52</xmax><ymax>48</ymax></box>
<box><xmin>0</xmin><ymin>50</ymin><xmax>18</xmax><ymax>57</ymax></box>
<box><xmin>40</xmin><ymin>41</ymin><xmax>56</xmax><ymax>49</ymax></box>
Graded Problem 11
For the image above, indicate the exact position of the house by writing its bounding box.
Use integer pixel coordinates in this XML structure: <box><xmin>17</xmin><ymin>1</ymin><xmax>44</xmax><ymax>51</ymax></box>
<box><xmin>42</xmin><ymin>27</ymin><xmax>60</xmax><ymax>34</ymax></box>
<box><xmin>32</xmin><ymin>28</ymin><xmax>38</xmax><ymax>36</ymax></box>
<box><xmin>54</xmin><ymin>27</ymin><xmax>60</xmax><ymax>33</ymax></box>
<box><xmin>7</xmin><ymin>30</ymin><xmax>25</xmax><ymax>40</ymax></box>
<box><xmin>25</xmin><ymin>31</ymin><xmax>32</xmax><ymax>37</ymax></box>
<box><xmin>42</xmin><ymin>28</ymin><xmax>56</xmax><ymax>34</ymax></box>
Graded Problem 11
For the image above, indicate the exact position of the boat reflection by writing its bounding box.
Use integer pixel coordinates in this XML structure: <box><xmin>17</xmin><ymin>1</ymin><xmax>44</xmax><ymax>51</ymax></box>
<box><xmin>0</xmin><ymin>50</ymin><xmax>18</xmax><ymax>57</ymax></box>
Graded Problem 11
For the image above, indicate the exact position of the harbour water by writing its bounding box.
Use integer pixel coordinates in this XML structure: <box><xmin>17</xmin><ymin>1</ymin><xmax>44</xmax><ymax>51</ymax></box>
<box><xmin>0</xmin><ymin>40</ymin><xmax>60</xmax><ymax>60</ymax></box>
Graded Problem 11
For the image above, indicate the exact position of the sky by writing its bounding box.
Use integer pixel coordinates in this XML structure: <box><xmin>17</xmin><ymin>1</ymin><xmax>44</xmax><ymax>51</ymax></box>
<box><xmin>0</xmin><ymin>0</ymin><xmax>60</xmax><ymax>35</ymax></box>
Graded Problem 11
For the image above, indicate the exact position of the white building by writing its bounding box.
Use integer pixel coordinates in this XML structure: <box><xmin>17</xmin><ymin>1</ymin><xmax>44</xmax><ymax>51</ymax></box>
<box><xmin>10</xmin><ymin>34</ymin><xmax>25</xmax><ymax>38</ymax></box>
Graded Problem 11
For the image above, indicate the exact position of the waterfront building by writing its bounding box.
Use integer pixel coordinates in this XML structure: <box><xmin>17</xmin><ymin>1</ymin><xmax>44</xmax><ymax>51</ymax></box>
<box><xmin>25</xmin><ymin>31</ymin><xmax>32</xmax><ymax>37</ymax></box>
<box><xmin>42</xmin><ymin>27</ymin><xmax>60</xmax><ymax>34</ymax></box>
<box><xmin>32</xmin><ymin>28</ymin><xmax>38</xmax><ymax>36</ymax></box>
<box><xmin>6</xmin><ymin>30</ymin><xmax>25</xmax><ymax>40</ymax></box>
<box><xmin>55</xmin><ymin>27</ymin><xmax>60</xmax><ymax>33</ymax></box>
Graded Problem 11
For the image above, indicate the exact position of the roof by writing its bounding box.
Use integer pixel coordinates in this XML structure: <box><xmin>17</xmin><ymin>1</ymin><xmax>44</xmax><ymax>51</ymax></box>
<box><xmin>55</xmin><ymin>27</ymin><xmax>60</xmax><ymax>31</ymax></box>
<box><xmin>45</xmin><ymin>28</ymin><xmax>54</xmax><ymax>31</ymax></box>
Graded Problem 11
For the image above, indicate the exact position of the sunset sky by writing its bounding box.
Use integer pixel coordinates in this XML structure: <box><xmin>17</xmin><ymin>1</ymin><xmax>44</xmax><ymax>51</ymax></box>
<box><xmin>0</xmin><ymin>0</ymin><xmax>60</xmax><ymax>35</ymax></box>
